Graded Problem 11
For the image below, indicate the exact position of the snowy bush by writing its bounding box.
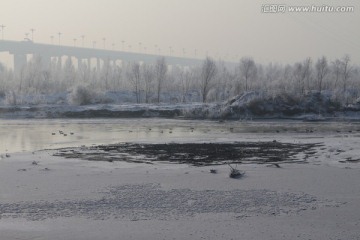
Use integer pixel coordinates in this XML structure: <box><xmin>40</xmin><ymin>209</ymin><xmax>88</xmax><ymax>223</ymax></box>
<box><xmin>4</xmin><ymin>91</ymin><xmax>18</xmax><ymax>105</ymax></box>
<box><xmin>0</xmin><ymin>90</ymin><xmax>5</xmax><ymax>99</ymax></box>
<box><xmin>356</xmin><ymin>97</ymin><xmax>360</xmax><ymax>104</ymax></box>
<box><xmin>68</xmin><ymin>85</ymin><xmax>95</xmax><ymax>105</ymax></box>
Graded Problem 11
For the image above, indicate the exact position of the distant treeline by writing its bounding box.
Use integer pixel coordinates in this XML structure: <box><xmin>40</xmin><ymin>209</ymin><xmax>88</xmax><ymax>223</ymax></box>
<box><xmin>0</xmin><ymin>55</ymin><xmax>359</xmax><ymax>105</ymax></box>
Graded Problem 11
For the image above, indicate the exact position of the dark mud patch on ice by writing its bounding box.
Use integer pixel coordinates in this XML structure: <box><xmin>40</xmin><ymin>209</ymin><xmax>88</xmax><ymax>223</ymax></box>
<box><xmin>0</xmin><ymin>184</ymin><xmax>331</xmax><ymax>221</ymax></box>
<box><xmin>54</xmin><ymin>141</ymin><xmax>322</xmax><ymax>166</ymax></box>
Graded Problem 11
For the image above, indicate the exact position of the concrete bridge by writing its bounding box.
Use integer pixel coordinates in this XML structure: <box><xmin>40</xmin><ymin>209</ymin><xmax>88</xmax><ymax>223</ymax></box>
<box><xmin>0</xmin><ymin>40</ymin><xmax>204</xmax><ymax>73</ymax></box>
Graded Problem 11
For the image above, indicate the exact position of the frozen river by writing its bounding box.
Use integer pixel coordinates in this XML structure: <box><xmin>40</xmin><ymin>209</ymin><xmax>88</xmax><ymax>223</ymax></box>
<box><xmin>1</xmin><ymin>118</ymin><xmax>360</xmax><ymax>154</ymax></box>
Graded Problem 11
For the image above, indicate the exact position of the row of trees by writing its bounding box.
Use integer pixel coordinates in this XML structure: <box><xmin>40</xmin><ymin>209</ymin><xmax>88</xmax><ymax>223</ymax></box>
<box><xmin>126</xmin><ymin>58</ymin><xmax>167</xmax><ymax>103</ymax></box>
<box><xmin>0</xmin><ymin>54</ymin><xmax>359</xmax><ymax>105</ymax></box>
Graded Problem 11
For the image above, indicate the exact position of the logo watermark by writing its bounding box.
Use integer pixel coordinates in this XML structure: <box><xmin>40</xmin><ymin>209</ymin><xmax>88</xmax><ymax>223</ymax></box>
<box><xmin>261</xmin><ymin>4</ymin><xmax>355</xmax><ymax>13</ymax></box>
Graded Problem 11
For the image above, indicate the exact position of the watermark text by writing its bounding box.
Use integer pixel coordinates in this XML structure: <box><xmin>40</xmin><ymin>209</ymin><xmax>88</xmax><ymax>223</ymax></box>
<box><xmin>261</xmin><ymin>4</ymin><xmax>355</xmax><ymax>13</ymax></box>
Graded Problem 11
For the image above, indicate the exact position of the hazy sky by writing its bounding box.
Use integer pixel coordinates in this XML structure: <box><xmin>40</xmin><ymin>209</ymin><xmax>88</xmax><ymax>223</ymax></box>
<box><xmin>1</xmin><ymin>0</ymin><xmax>359</xmax><ymax>65</ymax></box>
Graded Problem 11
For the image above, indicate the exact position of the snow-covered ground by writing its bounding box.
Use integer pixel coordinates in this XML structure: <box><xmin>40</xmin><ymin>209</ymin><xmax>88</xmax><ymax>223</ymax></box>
<box><xmin>1</xmin><ymin>119</ymin><xmax>360</xmax><ymax>239</ymax></box>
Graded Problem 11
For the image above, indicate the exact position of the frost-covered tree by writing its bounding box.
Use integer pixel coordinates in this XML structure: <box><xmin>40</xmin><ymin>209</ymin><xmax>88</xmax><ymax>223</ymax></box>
<box><xmin>24</xmin><ymin>56</ymin><xmax>42</xmax><ymax>92</ymax></box>
<box><xmin>340</xmin><ymin>55</ymin><xmax>353</xmax><ymax>104</ymax></box>
<box><xmin>293</xmin><ymin>61</ymin><xmax>304</xmax><ymax>94</ymax></box>
<box><xmin>0</xmin><ymin>62</ymin><xmax>8</xmax><ymax>95</ymax></box>
<box><xmin>77</xmin><ymin>60</ymin><xmax>90</xmax><ymax>85</ymax></box>
<box><xmin>111</xmin><ymin>65</ymin><xmax>123</xmax><ymax>91</ymax></box>
<box><xmin>239</xmin><ymin>57</ymin><xmax>257</xmax><ymax>92</ymax></box>
<box><xmin>181</xmin><ymin>70</ymin><xmax>194</xmax><ymax>102</ymax></box>
<box><xmin>154</xmin><ymin>57</ymin><xmax>167</xmax><ymax>103</ymax></box>
<box><xmin>213</xmin><ymin>61</ymin><xmax>234</xmax><ymax>101</ymax></box>
<box><xmin>315</xmin><ymin>56</ymin><xmax>329</xmax><ymax>92</ymax></box>
<box><xmin>303</xmin><ymin>58</ymin><xmax>313</xmax><ymax>92</ymax></box>
<box><xmin>341</xmin><ymin>55</ymin><xmax>352</xmax><ymax>93</ymax></box>
<box><xmin>101</xmin><ymin>59</ymin><xmax>111</xmax><ymax>90</ymax></box>
<box><xmin>280</xmin><ymin>64</ymin><xmax>293</xmax><ymax>94</ymax></box>
<box><xmin>258</xmin><ymin>63</ymin><xmax>280</xmax><ymax>97</ymax></box>
<box><xmin>200</xmin><ymin>57</ymin><xmax>217</xmax><ymax>102</ymax></box>
<box><xmin>293</xmin><ymin>58</ymin><xmax>312</xmax><ymax>96</ymax></box>
<box><xmin>331</xmin><ymin>59</ymin><xmax>342</xmax><ymax>90</ymax></box>
<box><xmin>62</xmin><ymin>57</ymin><xmax>76</xmax><ymax>91</ymax></box>
<box><xmin>142</xmin><ymin>63</ymin><xmax>154</xmax><ymax>103</ymax></box>
<box><xmin>126</xmin><ymin>62</ymin><xmax>141</xmax><ymax>103</ymax></box>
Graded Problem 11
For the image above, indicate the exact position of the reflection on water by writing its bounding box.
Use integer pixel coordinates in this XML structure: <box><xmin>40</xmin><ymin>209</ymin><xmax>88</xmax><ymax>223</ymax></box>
<box><xmin>0</xmin><ymin>119</ymin><xmax>219</xmax><ymax>153</ymax></box>
<box><xmin>0</xmin><ymin>118</ymin><xmax>359</xmax><ymax>154</ymax></box>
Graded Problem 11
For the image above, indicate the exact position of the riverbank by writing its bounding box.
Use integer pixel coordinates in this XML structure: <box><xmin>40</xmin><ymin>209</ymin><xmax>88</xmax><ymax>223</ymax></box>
<box><xmin>1</xmin><ymin>92</ymin><xmax>360</xmax><ymax>120</ymax></box>
<box><xmin>1</xmin><ymin>103</ymin><xmax>360</xmax><ymax>121</ymax></box>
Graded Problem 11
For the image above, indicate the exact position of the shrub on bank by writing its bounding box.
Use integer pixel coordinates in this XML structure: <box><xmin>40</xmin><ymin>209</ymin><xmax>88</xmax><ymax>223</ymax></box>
<box><xmin>68</xmin><ymin>85</ymin><xmax>94</xmax><ymax>105</ymax></box>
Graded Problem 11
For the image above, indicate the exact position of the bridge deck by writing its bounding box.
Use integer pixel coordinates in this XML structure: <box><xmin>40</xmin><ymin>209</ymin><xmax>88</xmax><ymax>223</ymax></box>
<box><xmin>0</xmin><ymin>40</ymin><xmax>203</xmax><ymax>66</ymax></box>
